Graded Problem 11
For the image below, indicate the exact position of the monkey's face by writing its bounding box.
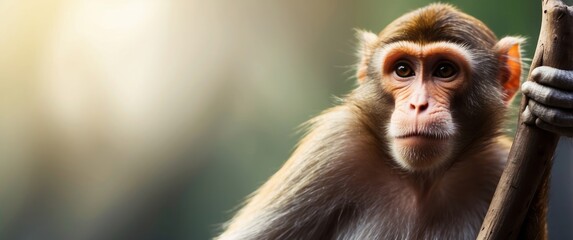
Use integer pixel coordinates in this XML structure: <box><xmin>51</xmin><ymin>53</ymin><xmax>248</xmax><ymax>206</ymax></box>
<box><xmin>354</xmin><ymin>5</ymin><xmax>523</xmax><ymax>173</ymax></box>
<box><xmin>375</xmin><ymin>41</ymin><xmax>475</xmax><ymax>171</ymax></box>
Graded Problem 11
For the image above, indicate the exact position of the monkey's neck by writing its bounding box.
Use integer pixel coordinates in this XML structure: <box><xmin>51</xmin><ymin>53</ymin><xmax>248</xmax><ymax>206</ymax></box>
<box><xmin>402</xmin><ymin>135</ymin><xmax>507</xmax><ymax>203</ymax></box>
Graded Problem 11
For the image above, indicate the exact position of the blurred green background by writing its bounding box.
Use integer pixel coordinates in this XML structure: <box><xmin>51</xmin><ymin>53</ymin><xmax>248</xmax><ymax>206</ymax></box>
<box><xmin>0</xmin><ymin>0</ymin><xmax>571</xmax><ymax>239</ymax></box>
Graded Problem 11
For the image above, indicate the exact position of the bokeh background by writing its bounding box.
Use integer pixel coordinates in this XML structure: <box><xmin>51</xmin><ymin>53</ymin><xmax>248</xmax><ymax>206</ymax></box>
<box><xmin>0</xmin><ymin>0</ymin><xmax>571</xmax><ymax>239</ymax></box>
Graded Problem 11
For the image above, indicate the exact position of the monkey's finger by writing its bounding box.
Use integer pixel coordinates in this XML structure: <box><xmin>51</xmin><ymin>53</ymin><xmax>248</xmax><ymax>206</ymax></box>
<box><xmin>528</xmin><ymin>100</ymin><xmax>573</xmax><ymax>127</ymax></box>
<box><xmin>531</xmin><ymin>66</ymin><xmax>573</xmax><ymax>91</ymax></box>
<box><xmin>535</xmin><ymin>118</ymin><xmax>573</xmax><ymax>137</ymax></box>
<box><xmin>521</xmin><ymin>81</ymin><xmax>573</xmax><ymax>109</ymax></box>
<box><xmin>521</xmin><ymin>106</ymin><xmax>536</xmax><ymax>125</ymax></box>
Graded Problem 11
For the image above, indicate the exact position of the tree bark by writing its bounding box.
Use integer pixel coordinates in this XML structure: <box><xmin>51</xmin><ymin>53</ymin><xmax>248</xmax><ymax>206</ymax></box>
<box><xmin>477</xmin><ymin>0</ymin><xmax>573</xmax><ymax>239</ymax></box>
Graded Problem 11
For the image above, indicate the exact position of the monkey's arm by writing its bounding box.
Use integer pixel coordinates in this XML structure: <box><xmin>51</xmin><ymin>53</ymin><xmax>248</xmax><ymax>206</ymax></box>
<box><xmin>217</xmin><ymin>162</ymin><xmax>340</xmax><ymax>240</ymax></box>
<box><xmin>217</xmin><ymin>107</ymin><xmax>366</xmax><ymax>240</ymax></box>
<box><xmin>521</xmin><ymin>66</ymin><xmax>573</xmax><ymax>137</ymax></box>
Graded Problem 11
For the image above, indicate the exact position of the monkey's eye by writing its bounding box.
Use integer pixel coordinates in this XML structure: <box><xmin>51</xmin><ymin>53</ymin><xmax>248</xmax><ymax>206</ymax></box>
<box><xmin>433</xmin><ymin>61</ymin><xmax>458</xmax><ymax>79</ymax></box>
<box><xmin>393</xmin><ymin>62</ymin><xmax>415</xmax><ymax>78</ymax></box>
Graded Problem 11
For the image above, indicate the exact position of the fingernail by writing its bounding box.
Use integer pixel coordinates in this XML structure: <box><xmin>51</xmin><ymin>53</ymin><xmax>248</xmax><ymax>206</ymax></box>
<box><xmin>531</xmin><ymin>67</ymin><xmax>541</xmax><ymax>80</ymax></box>
<box><xmin>521</xmin><ymin>81</ymin><xmax>530</xmax><ymax>92</ymax></box>
<box><xmin>522</xmin><ymin>106</ymin><xmax>535</xmax><ymax>125</ymax></box>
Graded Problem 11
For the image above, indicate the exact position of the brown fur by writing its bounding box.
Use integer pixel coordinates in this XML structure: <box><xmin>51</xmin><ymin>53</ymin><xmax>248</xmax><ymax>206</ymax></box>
<box><xmin>217</xmin><ymin>4</ymin><xmax>544</xmax><ymax>240</ymax></box>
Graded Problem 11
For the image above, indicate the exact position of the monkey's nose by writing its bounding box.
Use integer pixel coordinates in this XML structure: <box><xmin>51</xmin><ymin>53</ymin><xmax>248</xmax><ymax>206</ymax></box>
<box><xmin>409</xmin><ymin>101</ymin><xmax>429</xmax><ymax>113</ymax></box>
<box><xmin>408</xmin><ymin>86</ymin><xmax>430</xmax><ymax>114</ymax></box>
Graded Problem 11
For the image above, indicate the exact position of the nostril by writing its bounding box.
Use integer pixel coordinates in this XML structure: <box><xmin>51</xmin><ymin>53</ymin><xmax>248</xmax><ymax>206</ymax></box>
<box><xmin>419</xmin><ymin>102</ymin><xmax>429</xmax><ymax>112</ymax></box>
<box><xmin>409</xmin><ymin>101</ymin><xmax>429</xmax><ymax>112</ymax></box>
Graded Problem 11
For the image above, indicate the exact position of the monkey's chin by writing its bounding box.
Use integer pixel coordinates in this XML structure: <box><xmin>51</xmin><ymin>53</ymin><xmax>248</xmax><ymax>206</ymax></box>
<box><xmin>391</xmin><ymin>136</ymin><xmax>454</xmax><ymax>172</ymax></box>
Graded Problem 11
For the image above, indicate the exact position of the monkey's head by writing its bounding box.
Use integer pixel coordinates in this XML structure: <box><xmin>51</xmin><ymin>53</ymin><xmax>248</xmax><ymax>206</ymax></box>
<box><xmin>353</xmin><ymin>4</ymin><xmax>522</xmax><ymax>172</ymax></box>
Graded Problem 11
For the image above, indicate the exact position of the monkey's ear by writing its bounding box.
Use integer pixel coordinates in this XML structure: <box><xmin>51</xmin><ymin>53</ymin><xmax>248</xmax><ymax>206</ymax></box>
<box><xmin>495</xmin><ymin>36</ymin><xmax>525</xmax><ymax>105</ymax></box>
<box><xmin>356</xmin><ymin>30</ymin><xmax>378</xmax><ymax>83</ymax></box>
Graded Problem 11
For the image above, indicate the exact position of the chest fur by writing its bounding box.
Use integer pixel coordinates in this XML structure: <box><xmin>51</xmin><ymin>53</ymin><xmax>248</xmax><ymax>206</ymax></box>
<box><xmin>332</xmin><ymin>154</ymin><xmax>505</xmax><ymax>240</ymax></box>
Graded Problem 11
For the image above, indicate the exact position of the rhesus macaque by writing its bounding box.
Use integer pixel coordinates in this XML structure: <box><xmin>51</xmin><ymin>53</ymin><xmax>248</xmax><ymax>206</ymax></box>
<box><xmin>218</xmin><ymin>4</ymin><xmax>573</xmax><ymax>240</ymax></box>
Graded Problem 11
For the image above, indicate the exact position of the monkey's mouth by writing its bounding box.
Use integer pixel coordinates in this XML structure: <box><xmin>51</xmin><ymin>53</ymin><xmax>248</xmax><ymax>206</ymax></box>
<box><xmin>394</xmin><ymin>132</ymin><xmax>450</xmax><ymax>149</ymax></box>
<box><xmin>394</xmin><ymin>132</ymin><xmax>450</xmax><ymax>140</ymax></box>
<box><xmin>393</xmin><ymin>129</ymin><xmax>453</xmax><ymax>152</ymax></box>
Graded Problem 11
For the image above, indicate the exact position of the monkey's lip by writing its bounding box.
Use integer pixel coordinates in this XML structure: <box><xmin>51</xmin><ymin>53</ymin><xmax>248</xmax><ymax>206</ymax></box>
<box><xmin>394</xmin><ymin>134</ymin><xmax>449</xmax><ymax>147</ymax></box>
<box><xmin>395</xmin><ymin>133</ymin><xmax>449</xmax><ymax>146</ymax></box>
<box><xmin>394</xmin><ymin>132</ymin><xmax>450</xmax><ymax>140</ymax></box>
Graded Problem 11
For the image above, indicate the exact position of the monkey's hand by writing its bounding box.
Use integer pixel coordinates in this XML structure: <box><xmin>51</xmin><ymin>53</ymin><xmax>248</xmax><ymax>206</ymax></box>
<box><xmin>521</xmin><ymin>66</ymin><xmax>573</xmax><ymax>137</ymax></box>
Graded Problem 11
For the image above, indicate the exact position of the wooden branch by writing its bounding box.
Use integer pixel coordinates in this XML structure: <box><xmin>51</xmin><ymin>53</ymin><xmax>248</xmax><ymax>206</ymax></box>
<box><xmin>477</xmin><ymin>0</ymin><xmax>573</xmax><ymax>239</ymax></box>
